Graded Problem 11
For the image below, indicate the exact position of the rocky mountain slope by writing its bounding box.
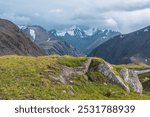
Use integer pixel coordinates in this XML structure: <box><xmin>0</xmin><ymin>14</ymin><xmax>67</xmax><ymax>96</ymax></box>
<box><xmin>0</xmin><ymin>19</ymin><xmax>46</xmax><ymax>56</ymax></box>
<box><xmin>89</xmin><ymin>26</ymin><xmax>150</xmax><ymax>65</ymax></box>
<box><xmin>49</xmin><ymin>26</ymin><xmax>120</xmax><ymax>54</ymax></box>
<box><xmin>0</xmin><ymin>55</ymin><xmax>150</xmax><ymax>99</ymax></box>
<box><xmin>21</xmin><ymin>25</ymin><xmax>83</xmax><ymax>56</ymax></box>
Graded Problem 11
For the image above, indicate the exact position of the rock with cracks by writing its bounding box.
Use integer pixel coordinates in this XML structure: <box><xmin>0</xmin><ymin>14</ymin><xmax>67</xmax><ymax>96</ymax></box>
<box><xmin>51</xmin><ymin>57</ymin><xmax>145</xmax><ymax>94</ymax></box>
<box><xmin>120</xmin><ymin>68</ymin><xmax>143</xmax><ymax>94</ymax></box>
<box><xmin>98</xmin><ymin>62</ymin><xmax>130</xmax><ymax>92</ymax></box>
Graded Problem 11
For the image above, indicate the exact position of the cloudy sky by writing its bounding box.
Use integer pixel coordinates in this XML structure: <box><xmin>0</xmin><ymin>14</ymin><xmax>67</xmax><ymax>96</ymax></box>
<box><xmin>0</xmin><ymin>0</ymin><xmax>150</xmax><ymax>33</ymax></box>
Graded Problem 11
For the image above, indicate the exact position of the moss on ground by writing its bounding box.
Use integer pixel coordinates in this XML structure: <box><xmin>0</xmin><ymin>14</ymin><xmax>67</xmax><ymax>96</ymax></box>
<box><xmin>88</xmin><ymin>57</ymin><xmax>104</xmax><ymax>69</ymax></box>
<box><xmin>58</xmin><ymin>55</ymin><xmax>87</xmax><ymax>67</ymax></box>
<box><xmin>113</xmin><ymin>64</ymin><xmax>150</xmax><ymax>71</ymax></box>
<box><xmin>0</xmin><ymin>55</ymin><xmax>150</xmax><ymax>100</ymax></box>
<box><xmin>87</xmin><ymin>72</ymin><xmax>108</xmax><ymax>83</ymax></box>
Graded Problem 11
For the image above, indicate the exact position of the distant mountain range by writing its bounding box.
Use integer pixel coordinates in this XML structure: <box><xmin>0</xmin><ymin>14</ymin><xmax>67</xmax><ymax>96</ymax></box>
<box><xmin>20</xmin><ymin>25</ymin><xmax>83</xmax><ymax>56</ymax></box>
<box><xmin>20</xmin><ymin>25</ymin><xmax>120</xmax><ymax>56</ymax></box>
<box><xmin>1</xmin><ymin>18</ymin><xmax>150</xmax><ymax>65</ymax></box>
<box><xmin>0</xmin><ymin>19</ymin><xmax>45</xmax><ymax>56</ymax></box>
<box><xmin>49</xmin><ymin>26</ymin><xmax>120</xmax><ymax>54</ymax></box>
<box><xmin>89</xmin><ymin>26</ymin><xmax>150</xmax><ymax>65</ymax></box>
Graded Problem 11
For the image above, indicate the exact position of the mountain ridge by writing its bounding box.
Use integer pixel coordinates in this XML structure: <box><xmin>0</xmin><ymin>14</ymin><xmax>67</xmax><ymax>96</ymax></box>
<box><xmin>0</xmin><ymin>19</ymin><xmax>46</xmax><ymax>56</ymax></box>
<box><xmin>49</xmin><ymin>26</ymin><xmax>120</xmax><ymax>54</ymax></box>
<box><xmin>21</xmin><ymin>25</ymin><xmax>83</xmax><ymax>56</ymax></box>
<box><xmin>89</xmin><ymin>25</ymin><xmax>150</xmax><ymax>65</ymax></box>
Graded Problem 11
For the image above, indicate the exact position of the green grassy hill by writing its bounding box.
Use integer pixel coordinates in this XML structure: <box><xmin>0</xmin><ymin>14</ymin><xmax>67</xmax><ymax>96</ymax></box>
<box><xmin>0</xmin><ymin>55</ymin><xmax>150</xmax><ymax>100</ymax></box>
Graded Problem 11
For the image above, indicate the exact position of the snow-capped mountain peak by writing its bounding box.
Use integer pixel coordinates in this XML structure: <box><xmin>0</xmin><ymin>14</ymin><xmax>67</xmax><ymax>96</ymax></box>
<box><xmin>84</xmin><ymin>28</ymin><xmax>98</xmax><ymax>36</ymax></box>
<box><xmin>48</xmin><ymin>26</ymin><xmax>120</xmax><ymax>54</ymax></box>
<box><xmin>56</xmin><ymin>25</ymin><xmax>86</xmax><ymax>37</ymax></box>
<box><xmin>49</xmin><ymin>26</ymin><xmax>120</xmax><ymax>40</ymax></box>
<box><xmin>69</xmin><ymin>25</ymin><xmax>81</xmax><ymax>31</ymax></box>
<box><xmin>18</xmin><ymin>25</ymin><xmax>27</xmax><ymax>30</ymax></box>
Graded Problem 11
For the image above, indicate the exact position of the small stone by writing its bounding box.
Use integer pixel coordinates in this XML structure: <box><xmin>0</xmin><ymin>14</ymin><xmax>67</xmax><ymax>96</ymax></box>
<box><xmin>104</xmin><ymin>83</ymin><xmax>107</xmax><ymax>86</ymax></box>
<box><xmin>69</xmin><ymin>90</ymin><xmax>75</xmax><ymax>96</ymax></box>
<box><xmin>62</xmin><ymin>90</ymin><xmax>67</xmax><ymax>94</ymax></box>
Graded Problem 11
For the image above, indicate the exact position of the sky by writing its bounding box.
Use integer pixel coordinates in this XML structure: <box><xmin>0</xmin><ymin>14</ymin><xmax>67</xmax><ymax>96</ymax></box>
<box><xmin>0</xmin><ymin>0</ymin><xmax>150</xmax><ymax>33</ymax></box>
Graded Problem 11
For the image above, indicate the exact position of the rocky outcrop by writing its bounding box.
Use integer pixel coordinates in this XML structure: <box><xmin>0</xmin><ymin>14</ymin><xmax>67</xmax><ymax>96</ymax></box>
<box><xmin>120</xmin><ymin>69</ymin><xmax>143</xmax><ymax>93</ymax></box>
<box><xmin>52</xmin><ymin>58</ymin><xmax>92</xmax><ymax>83</ymax></box>
<box><xmin>82</xmin><ymin>57</ymin><xmax>92</xmax><ymax>74</ymax></box>
<box><xmin>98</xmin><ymin>62</ymin><xmax>130</xmax><ymax>92</ymax></box>
<box><xmin>135</xmin><ymin>69</ymin><xmax>150</xmax><ymax>92</ymax></box>
<box><xmin>49</xmin><ymin>57</ymin><xmax>145</xmax><ymax>94</ymax></box>
<box><xmin>135</xmin><ymin>69</ymin><xmax>150</xmax><ymax>75</ymax></box>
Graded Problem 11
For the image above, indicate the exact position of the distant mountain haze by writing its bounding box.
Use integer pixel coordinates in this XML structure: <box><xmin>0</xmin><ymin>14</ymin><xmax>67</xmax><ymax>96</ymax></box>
<box><xmin>49</xmin><ymin>26</ymin><xmax>120</xmax><ymax>54</ymax></box>
<box><xmin>20</xmin><ymin>25</ymin><xmax>83</xmax><ymax>56</ymax></box>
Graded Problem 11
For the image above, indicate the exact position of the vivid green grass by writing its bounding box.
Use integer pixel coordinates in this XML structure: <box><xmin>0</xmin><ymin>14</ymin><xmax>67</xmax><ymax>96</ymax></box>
<box><xmin>58</xmin><ymin>55</ymin><xmax>87</xmax><ymax>67</ymax></box>
<box><xmin>113</xmin><ymin>64</ymin><xmax>150</xmax><ymax>80</ymax></box>
<box><xmin>0</xmin><ymin>55</ymin><xmax>150</xmax><ymax>100</ymax></box>
<box><xmin>88</xmin><ymin>57</ymin><xmax>104</xmax><ymax>68</ymax></box>
<box><xmin>139</xmin><ymin>73</ymin><xmax>150</xmax><ymax>79</ymax></box>
<box><xmin>69</xmin><ymin>74</ymin><xmax>150</xmax><ymax>100</ymax></box>
<box><xmin>113</xmin><ymin>64</ymin><xmax>150</xmax><ymax>71</ymax></box>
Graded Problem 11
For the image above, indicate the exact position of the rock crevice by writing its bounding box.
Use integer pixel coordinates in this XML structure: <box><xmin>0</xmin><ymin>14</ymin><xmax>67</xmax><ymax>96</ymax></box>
<box><xmin>53</xmin><ymin>58</ymin><xmax>92</xmax><ymax>83</ymax></box>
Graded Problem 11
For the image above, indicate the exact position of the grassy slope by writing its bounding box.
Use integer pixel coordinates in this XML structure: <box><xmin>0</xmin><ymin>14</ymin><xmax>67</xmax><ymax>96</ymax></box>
<box><xmin>0</xmin><ymin>55</ymin><xmax>150</xmax><ymax>100</ymax></box>
<box><xmin>113</xmin><ymin>64</ymin><xmax>150</xmax><ymax>70</ymax></box>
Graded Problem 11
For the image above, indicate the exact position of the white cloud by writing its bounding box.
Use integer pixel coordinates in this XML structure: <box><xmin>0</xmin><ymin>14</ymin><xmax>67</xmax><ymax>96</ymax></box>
<box><xmin>0</xmin><ymin>13</ymin><xmax>30</xmax><ymax>24</ymax></box>
<box><xmin>0</xmin><ymin>0</ymin><xmax>150</xmax><ymax>32</ymax></box>
<box><xmin>49</xmin><ymin>9</ymin><xmax>63</xmax><ymax>13</ymax></box>
<box><xmin>103</xmin><ymin>8</ymin><xmax>150</xmax><ymax>32</ymax></box>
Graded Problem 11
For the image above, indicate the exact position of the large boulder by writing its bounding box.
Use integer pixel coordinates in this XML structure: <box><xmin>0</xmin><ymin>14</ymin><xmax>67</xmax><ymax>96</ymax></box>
<box><xmin>120</xmin><ymin>69</ymin><xmax>143</xmax><ymax>94</ymax></box>
<box><xmin>98</xmin><ymin>62</ymin><xmax>130</xmax><ymax>92</ymax></box>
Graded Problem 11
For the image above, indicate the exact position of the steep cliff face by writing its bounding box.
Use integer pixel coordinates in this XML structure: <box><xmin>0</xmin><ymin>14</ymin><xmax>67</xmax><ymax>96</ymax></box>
<box><xmin>0</xmin><ymin>19</ymin><xmax>46</xmax><ymax>56</ymax></box>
